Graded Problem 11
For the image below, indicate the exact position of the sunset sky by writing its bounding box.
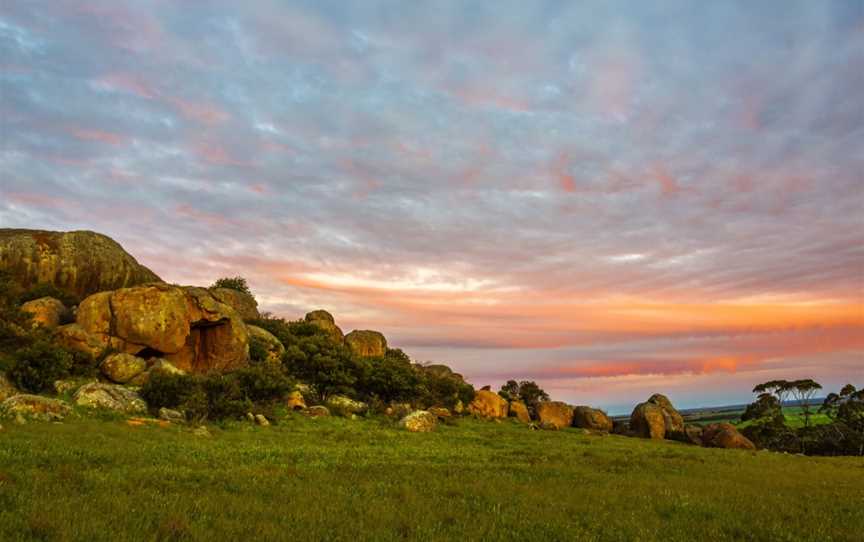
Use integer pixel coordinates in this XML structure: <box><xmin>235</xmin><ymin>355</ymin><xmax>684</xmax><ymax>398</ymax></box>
<box><xmin>2</xmin><ymin>1</ymin><xmax>862</xmax><ymax>412</ymax></box>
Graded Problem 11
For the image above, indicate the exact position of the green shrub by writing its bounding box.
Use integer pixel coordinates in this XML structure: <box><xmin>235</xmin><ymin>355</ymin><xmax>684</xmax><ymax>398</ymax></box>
<box><xmin>231</xmin><ymin>364</ymin><xmax>295</xmax><ymax>403</ymax></box>
<box><xmin>7</xmin><ymin>339</ymin><xmax>74</xmax><ymax>393</ymax></box>
<box><xmin>361</xmin><ymin>348</ymin><xmax>422</xmax><ymax>404</ymax></box>
<box><xmin>211</xmin><ymin>276</ymin><xmax>252</xmax><ymax>296</ymax></box>
<box><xmin>248</xmin><ymin>335</ymin><xmax>270</xmax><ymax>363</ymax></box>
<box><xmin>19</xmin><ymin>283</ymin><xmax>80</xmax><ymax>308</ymax></box>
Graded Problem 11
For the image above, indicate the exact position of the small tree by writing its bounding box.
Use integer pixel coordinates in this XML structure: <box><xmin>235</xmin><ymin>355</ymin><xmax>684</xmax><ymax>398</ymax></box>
<box><xmin>820</xmin><ymin>384</ymin><xmax>864</xmax><ymax>431</ymax></box>
<box><xmin>742</xmin><ymin>393</ymin><xmax>783</xmax><ymax>423</ymax></box>
<box><xmin>788</xmin><ymin>379</ymin><xmax>822</xmax><ymax>428</ymax></box>
<box><xmin>211</xmin><ymin>276</ymin><xmax>252</xmax><ymax>296</ymax></box>
<box><xmin>498</xmin><ymin>380</ymin><xmax>550</xmax><ymax>416</ymax></box>
<box><xmin>753</xmin><ymin>380</ymin><xmax>793</xmax><ymax>415</ymax></box>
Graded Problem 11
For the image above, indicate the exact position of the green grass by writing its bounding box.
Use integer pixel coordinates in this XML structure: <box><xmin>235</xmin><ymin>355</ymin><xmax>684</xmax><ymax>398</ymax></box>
<box><xmin>688</xmin><ymin>406</ymin><xmax>833</xmax><ymax>428</ymax></box>
<box><xmin>1</xmin><ymin>415</ymin><xmax>862</xmax><ymax>542</ymax></box>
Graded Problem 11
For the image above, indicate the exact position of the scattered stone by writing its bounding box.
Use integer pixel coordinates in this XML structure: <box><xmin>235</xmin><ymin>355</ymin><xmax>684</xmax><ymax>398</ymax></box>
<box><xmin>159</xmin><ymin>407</ymin><xmax>185</xmax><ymax>424</ymax></box>
<box><xmin>572</xmin><ymin>406</ymin><xmax>613</xmax><ymax>432</ymax></box>
<box><xmin>468</xmin><ymin>390</ymin><xmax>509</xmax><ymax>419</ymax></box>
<box><xmin>0</xmin><ymin>372</ymin><xmax>19</xmax><ymax>402</ymax></box>
<box><xmin>209</xmin><ymin>287</ymin><xmax>260</xmax><ymax>321</ymax></box>
<box><xmin>254</xmin><ymin>414</ymin><xmax>270</xmax><ymax>427</ymax></box>
<box><xmin>702</xmin><ymin>423</ymin><xmax>756</xmax><ymax>450</ymax></box>
<box><xmin>428</xmin><ymin>406</ymin><xmax>452</xmax><ymax>419</ymax></box>
<box><xmin>344</xmin><ymin>330</ymin><xmax>388</xmax><ymax>358</ymax></box>
<box><xmin>326</xmin><ymin>395</ymin><xmax>368</xmax><ymax>416</ymax></box>
<box><xmin>246</xmin><ymin>325</ymin><xmax>285</xmax><ymax>363</ymax></box>
<box><xmin>73</xmin><ymin>383</ymin><xmax>147</xmax><ymax>413</ymax></box>
<box><xmin>286</xmin><ymin>390</ymin><xmax>306</xmax><ymax>410</ymax></box>
<box><xmin>127</xmin><ymin>358</ymin><xmax>186</xmax><ymax>386</ymax></box>
<box><xmin>1</xmin><ymin>394</ymin><xmax>72</xmax><ymax>422</ymax></box>
<box><xmin>127</xmin><ymin>417</ymin><xmax>170</xmax><ymax>428</ymax></box>
<box><xmin>539</xmin><ymin>420</ymin><xmax>560</xmax><ymax>431</ymax></box>
<box><xmin>509</xmin><ymin>400</ymin><xmax>532</xmax><ymax>423</ymax></box>
<box><xmin>21</xmin><ymin>297</ymin><xmax>68</xmax><ymax>329</ymax></box>
<box><xmin>536</xmin><ymin>401</ymin><xmax>573</xmax><ymax>430</ymax></box>
<box><xmin>305</xmin><ymin>310</ymin><xmax>345</xmax><ymax>343</ymax></box>
<box><xmin>192</xmin><ymin>426</ymin><xmax>211</xmax><ymax>438</ymax></box>
<box><xmin>669</xmin><ymin>424</ymin><xmax>704</xmax><ymax>446</ymax></box>
<box><xmin>399</xmin><ymin>411</ymin><xmax>438</xmax><ymax>432</ymax></box>
<box><xmin>304</xmin><ymin>406</ymin><xmax>330</xmax><ymax>418</ymax></box>
<box><xmin>100</xmin><ymin>353</ymin><xmax>148</xmax><ymax>384</ymax></box>
<box><xmin>246</xmin><ymin>412</ymin><xmax>256</xmax><ymax>423</ymax></box>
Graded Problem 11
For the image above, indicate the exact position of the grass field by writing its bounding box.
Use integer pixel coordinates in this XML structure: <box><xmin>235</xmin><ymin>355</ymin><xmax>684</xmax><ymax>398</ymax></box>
<box><xmin>1</xmin><ymin>415</ymin><xmax>863</xmax><ymax>542</ymax></box>
<box><xmin>684</xmin><ymin>406</ymin><xmax>833</xmax><ymax>428</ymax></box>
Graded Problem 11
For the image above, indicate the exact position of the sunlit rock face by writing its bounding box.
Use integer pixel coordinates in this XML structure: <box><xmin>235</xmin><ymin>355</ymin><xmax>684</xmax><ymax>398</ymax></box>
<box><xmin>71</xmin><ymin>284</ymin><xmax>249</xmax><ymax>374</ymax></box>
<box><xmin>344</xmin><ymin>330</ymin><xmax>387</xmax><ymax>358</ymax></box>
<box><xmin>210</xmin><ymin>287</ymin><xmax>259</xmax><ymax>321</ymax></box>
<box><xmin>0</xmin><ymin>229</ymin><xmax>161</xmax><ymax>300</ymax></box>
<box><xmin>305</xmin><ymin>310</ymin><xmax>344</xmax><ymax>343</ymax></box>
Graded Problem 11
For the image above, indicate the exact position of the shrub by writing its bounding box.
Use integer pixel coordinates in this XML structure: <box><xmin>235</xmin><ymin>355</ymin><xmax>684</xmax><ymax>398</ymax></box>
<box><xmin>7</xmin><ymin>339</ymin><xmax>74</xmax><ymax>393</ymax></box>
<box><xmin>19</xmin><ymin>283</ymin><xmax>80</xmax><ymax>308</ymax></box>
<box><xmin>361</xmin><ymin>348</ymin><xmax>422</xmax><ymax>404</ymax></box>
<box><xmin>498</xmin><ymin>380</ymin><xmax>549</xmax><ymax>415</ymax></box>
<box><xmin>231</xmin><ymin>364</ymin><xmax>295</xmax><ymax>403</ymax></box>
<box><xmin>248</xmin><ymin>336</ymin><xmax>270</xmax><ymax>363</ymax></box>
<box><xmin>211</xmin><ymin>276</ymin><xmax>252</xmax><ymax>296</ymax></box>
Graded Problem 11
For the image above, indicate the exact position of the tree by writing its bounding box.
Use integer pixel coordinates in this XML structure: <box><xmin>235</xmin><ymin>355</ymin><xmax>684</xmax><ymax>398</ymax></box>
<box><xmin>211</xmin><ymin>276</ymin><xmax>253</xmax><ymax>296</ymax></box>
<box><xmin>742</xmin><ymin>393</ymin><xmax>783</xmax><ymax>422</ymax></box>
<box><xmin>498</xmin><ymin>380</ymin><xmax>549</xmax><ymax>416</ymax></box>
<box><xmin>361</xmin><ymin>349</ymin><xmax>422</xmax><ymax>403</ymax></box>
<box><xmin>821</xmin><ymin>384</ymin><xmax>864</xmax><ymax>431</ymax></box>
<box><xmin>788</xmin><ymin>379</ymin><xmax>822</xmax><ymax>428</ymax></box>
<box><xmin>753</xmin><ymin>380</ymin><xmax>793</xmax><ymax>415</ymax></box>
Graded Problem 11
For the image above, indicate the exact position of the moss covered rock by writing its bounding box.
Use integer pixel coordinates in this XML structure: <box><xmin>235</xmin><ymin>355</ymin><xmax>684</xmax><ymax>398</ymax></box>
<box><xmin>20</xmin><ymin>297</ymin><xmax>68</xmax><ymax>329</ymax></box>
<box><xmin>305</xmin><ymin>310</ymin><xmax>344</xmax><ymax>343</ymax></box>
<box><xmin>344</xmin><ymin>330</ymin><xmax>387</xmax><ymax>358</ymax></box>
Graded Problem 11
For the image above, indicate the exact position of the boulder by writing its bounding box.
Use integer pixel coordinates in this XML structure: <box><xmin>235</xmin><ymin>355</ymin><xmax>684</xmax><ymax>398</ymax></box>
<box><xmin>209</xmin><ymin>287</ymin><xmax>259</xmax><ymax>321</ymax></box>
<box><xmin>159</xmin><ymin>407</ymin><xmax>185</xmax><ymax>423</ymax></box>
<box><xmin>305</xmin><ymin>405</ymin><xmax>330</xmax><ymax>417</ymax></box>
<box><xmin>1</xmin><ymin>394</ymin><xmax>72</xmax><ymax>421</ymax></box>
<box><xmin>326</xmin><ymin>395</ymin><xmax>368</xmax><ymax>416</ymax></box>
<box><xmin>254</xmin><ymin>414</ymin><xmax>270</xmax><ymax>427</ymax></box>
<box><xmin>0</xmin><ymin>229</ymin><xmax>161</xmax><ymax>300</ymax></box>
<box><xmin>0</xmin><ymin>372</ymin><xmax>18</xmax><ymax>402</ymax></box>
<box><xmin>127</xmin><ymin>358</ymin><xmax>186</xmax><ymax>386</ymax></box>
<box><xmin>74</xmin><ymin>283</ymin><xmax>249</xmax><ymax>374</ymax></box>
<box><xmin>428</xmin><ymin>406</ymin><xmax>452</xmax><ymax>419</ymax></box>
<box><xmin>53</xmin><ymin>377</ymin><xmax>97</xmax><ymax>395</ymax></box>
<box><xmin>286</xmin><ymin>390</ymin><xmax>306</xmax><ymax>410</ymax></box>
<box><xmin>468</xmin><ymin>390</ymin><xmax>509</xmax><ymax>419</ymax></box>
<box><xmin>702</xmin><ymin>423</ymin><xmax>756</xmax><ymax>450</ymax></box>
<box><xmin>246</xmin><ymin>324</ymin><xmax>285</xmax><ymax>364</ymax></box>
<box><xmin>399</xmin><ymin>411</ymin><xmax>438</xmax><ymax>432</ymax></box>
<box><xmin>536</xmin><ymin>402</ymin><xmax>573</xmax><ymax>429</ymax></box>
<box><xmin>20</xmin><ymin>297</ymin><xmax>68</xmax><ymax>329</ymax></box>
<box><xmin>305</xmin><ymin>310</ymin><xmax>344</xmax><ymax>342</ymax></box>
<box><xmin>646</xmin><ymin>393</ymin><xmax>685</xmax><ymax>434</ymax></box>
<box><xmin>344</xmin><ymin>330</ymin><xmax>388</xmax><ymax>358</ymax></box>
<box><xmin>73</xmin><ymin>383</ymin><xmax>147</xmax><ymax>413</ymax></box>
<box><xmin>509</xmin><ymin>400</ymin><xmax>532</xmax><ymax>423</ymax></box>
<box><xmin>385</xmin><ymin>402</ymin><xmax>413</xmax><ymax>418</ymax></box>
<box><xmin>611</xmin><ymin>420</ymin><xmax>630</xmax><ymax>435</ymax></box>
<box><xmin>192</xmin><ymin>426</ymin><xmax>212</xmax><ymax>437</ymax></box>
<box><xmin>630</xmin><ymin>402</ymin><xmax>667</xmax><ymax>439</ymax></box>
<box><xmin>572</xmin><ymin>406</ymin><xmax>613</xmax><ymax>432</ymax></box>
<box><xmin>54</xmin><ymin>323</ymin><xmax>115</xmax><ymax>359</ymax></box>
<box><xmin>668</xmin><ymin>424</ymin><xmax>704</xmax><ymax>446</ymax></box>
<box><xmin>100</xmin><ymin>353</ymin><xmax>148</xmax><ymax>384</ymax></box>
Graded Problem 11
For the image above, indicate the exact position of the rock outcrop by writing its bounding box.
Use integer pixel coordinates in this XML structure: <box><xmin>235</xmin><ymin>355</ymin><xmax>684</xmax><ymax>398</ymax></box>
<box><xmin>509</xmin><ymin>400</ymin><xmax>532</xmax><ymax>423</ymax></box>
<box><xmin>468</xmin><ymin>390</ymin><xmax>509</xmax><ymax>419</ymax></box>
<box><xmin>630</xmin><ymin>394</ymin><xmax>685</xmax><ymax>440</ymax></box>
<box><xmin>305</xmin><ymin>310</ymin><xmax>344</xmax><ymax>342</ymax></box>
<box><xmin>210</xmin><ymin>287</ymin><xmax>259</xmax><ymax>321</ymax></box>
<box><xmin>536</xmin><ymin>401</ymin><xmax>573</xmax><ymax>430</ymax></box>
<box><xmin>399</xmin><ymin>411</ymin><xmax>438</xmax><ymax>432</ymax></box>
<box><xmin>702</xmin><ymin>423</ymin><xmax>756</xmax><ymax>450</ymax></box>
<box><xmin>1</xmin><ymin>394</ymin><xmax>72</xmax><ymax>421</ymax></box>
<box><xmin>69</xmin><ymin>283</ymin><xmax>249</xmax><ymax>374</ymax></box>
<box><xmin>21</xmin><ymin>297</ymin><xmax>68</xmax><ymax>329</ymax></box>
<box><xmin>344</xmin><ymin>330</ymin><xmax>388</xmax><ymax>358</ymax></box>
<box><xmin>572</xmin><ymin>406</ymin><xmax>613</xmax><ymax>432</ymax></box>
<box><xmin>0</xmin><ymin>229</ymin><xmax>161</xmax><ymax>300</ymax></box>
<box><xmin>246</xmin><ymin>325</ymin><xmax>285</xmax><ymax>363</ymax></box>
<box><xmin>73</xmin><ymin>383</ymin><xmax>147</xmax><ymax>413</ymax></box>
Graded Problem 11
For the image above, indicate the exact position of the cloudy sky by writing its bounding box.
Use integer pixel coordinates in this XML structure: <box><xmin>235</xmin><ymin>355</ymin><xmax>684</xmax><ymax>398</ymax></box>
<box><xmin>2</xmin><ymin>1</ymin><xmax>862</xmax><ymax>412</ymax></box>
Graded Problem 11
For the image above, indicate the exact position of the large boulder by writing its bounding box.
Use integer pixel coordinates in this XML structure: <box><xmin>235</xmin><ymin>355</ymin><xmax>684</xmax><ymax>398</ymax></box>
<box><xmin>210</xmin><ymin>287</ymin><xmax>259</xmax><ymax>321</ymax></box>
<box><xmin>468</xmin><ymin>390</ymin><xmax>509</xmax><ymax>419</ymax></box>
<box><xmin>702</xmin><ymin>423</ymin><xmax>756</xmax><ymax>450</ymax></box>
<box><xmin>20</xmin><ymin>297</ymin><xmax>68</xmax><ymax>329</ymax></box>
<box><xmin>344</xmin><ymin>330</ymin><xmax>388</xmax><ymax>358</ymax></box>
<box><xmin>326</xmin><ymin>395</ymin><xmax>368</xmax><ymax>416</ymax></box>
<box><xmin>100</xmin><ymin>353</ymin><xmax>148</xmax><ymax>384</ymax></box>
<box><xmin>399</xmin><ymin>411</ymin><xmax>438</xmax><ymax>432</ymax></box>
<box><xmin>647</xmin><ymin>393</ymin><xmax>685</xmax><ymax>434</ymax></box>
<box><xmin>669</xmin><ymin>424</ymin><xmax>704</xmax><ymax>446</ymax></box>
<box><xmin>246</xmin><ymin>325</ymin><xmax>285</xmax><ymax>364</ymax></box>
<box><xmin>72</xmin><ymin>283</ymin><xmax>249</xmax><ymax>373</ymax></box>
<box><xmin>536</xmin><ymin>401</ymin><xmax>573</xmax><ymax>429</ymax></box>
<box><xmin>572</xmin><ymin>406</ymin><xmax>613</xmax><ymax>432</ymax></box>
<box><xmin>286</xmin><ymin>390</ymin><xmax>306</xmax><ymax>410</ymax></box>
<box><xmin>1</xmin><ymin>394</ymin><xmax>72</xmax><ymax>421</ymax></box>
<box><xmin>305</xmin><ymin>310</ymin><xmax>344</xmax><ymax>342</ymax></box>
<box><xmin>73</xmin><ymin>383</ymin><xmax>147</xmax><ymax>413</ymax></box>
<box><xmin>0</xmin><ymin>373</ymin><xmax>19</xmax><ymax>402</ymax></box>
<box><xmin>630</xmin><ymin>402</ymin><xmax>667</xmax><ymax>439</ymax></box>
<box><xmin>0</xmin><ymin>229</ymin><xmax>161</xmax><ymax>300</ymax></box>
<box><xmin>509</xmin><ymin>400</ymin><xmax>531</xmax><ymax>423</ymax></box>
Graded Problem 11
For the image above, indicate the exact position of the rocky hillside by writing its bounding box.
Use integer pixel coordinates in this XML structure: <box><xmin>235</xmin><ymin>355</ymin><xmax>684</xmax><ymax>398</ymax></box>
<box><xmin>0</xmin><ymin>229</ymin><xmax>161</xmax><ymax>300</ymax></box>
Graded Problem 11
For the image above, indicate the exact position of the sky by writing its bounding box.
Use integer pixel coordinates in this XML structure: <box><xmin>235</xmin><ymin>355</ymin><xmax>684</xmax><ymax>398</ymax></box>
<box><xmin>1</xmin><ymin>1</ymin><xmax>862</xmax><ymax>413</ymax></box>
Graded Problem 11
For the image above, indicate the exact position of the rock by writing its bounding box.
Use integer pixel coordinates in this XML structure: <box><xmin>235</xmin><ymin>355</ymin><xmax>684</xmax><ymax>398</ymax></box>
<box><xmin>468</xmin><ymin>390</ymin><xmax>509</xmax><ymax>419</ymax></box>
<box><xmin>246</xmin><ymin>412</ymin><xmax>256</xmax><ymax>422</ymax></box>
<box><xmin>668</xmin><ymin>424</ymin><xmax>704</xmax><ymax>446</ymax></box>
<box><xmin>428</xmin><ymin>406</ymin><xmax>452</xmax><ymax>419</ymax></box>
<box><xmin>536</xmin><ymin>401</ymin><xmax>573</xmax><ymax>430</ymax></box>
<box><xmin>0</xmin><ymin>229</ymin><xmax>161</xmax><ymax>300</ymax></box>
<box><xmin>54</xmin><ymin>323</ymin><xmax>114</xmax><ymax>359</ymax></box>
<box><xmin>509</xmin><ymin>400</ymin><xmax>532</xmax><ymax>423</ymax></box>
<box><xmin>254</xmin><ymin>414</ymin><xmax>270</xmax><ymax>427</ymax></box>
<box><xmin>630</xmin><ymin>402</ymin><xmax>667</xmax><ymax>439</ymax></box>
<box><xmin>702</xmin><ymin>423</ymin><xmax>756</xmax><ymax>450</ymax></box>
<box><xmin>14</xmin><ymin>413</ymin><xmax>26</xmax><ymax>425</ymax></box>
<box><xmin>53</xmin><ymin>377</ymin><xmax>97</xmax><ymax>395</ymax></box>
<box><xmin>453</xmin><ymin>400</ymin><xmax>464</xmax><ymax>414</ymax></box>
<box><xmin>286</xmin><ymin>390</ymin><xmax>306</xmax><ymax>410</ymax></box>
<box><xmin>1</xmin><ymin>394</ymin><xmax>72</xmax><ymax>421</ymax></box>
<box><xmin>538</xmin><ymin>420</ymin><xmax>560</xmax><ymax>431</ymax></box>
<box><xmin>305</xmin><ymin>310</ymin><xmax>344</xmax><ymax>342</ymax></box>
<box><xmin>0</xmin><ymin>422</ymin><xmax>3</xmax><ymax>431</ymax></box>
<box><xmin>74</xmin><ymin>283</ymin><xmax>249</xmax><ymax>374</ymax></box>
<box><xmin>646</xmin><ymin>393</ymin><xmax>685</xmax><ymax>434</ymax></box>
<box><xmin>128</xmin><ymin>358</ymin><xmax>187</xmax><ymax>386</ymax></box>
<box><xmin>399</xmin><ymin>411</ymin><xmax>438</xmax><ymax>432</ymax></box>
<box><xmin>572</xmin><ymin>406</ymin><xmax>613</xmax><ymax>432</ymax></box>
<box><xmin>326</xmin><ymin>395</ymin><xmax>368</xmax><ymax>416</ymax></box>
<box><xmin>0</xmin><ymin>372</ymin><xmax>19</xmax><ymax>402</ymax></box>
<box><xmin>304</xmin><ymin>405</ymin><xmax>330</xmax><ymax>417</ymax></box>
<box><xmin>246</xmin><ymin>325</ymin><xmax>285</xmax><ymax>363</ymax></box>
<box><xmin>385</xmin><ymin>402</ymin><xmax>413</xmax><ymax>418</ymax></box>
<box><xmin>611</xmin><ymin>420</ymin><xmax>630</xmax><ymax>435</ymax></box>
<box><xmin>192</xmin><ymin>426</ymin><xmax>211</xmax><ymax>437</ymax></box>
<box><xmin>344</xmin><ymin>330</ymin><xmax>388</xmax><ymax>358</ymax></box>
<box><xmin>159</xmin><ymin>407</ymin><xmax>185</xmax><ymax>423</ymax></box>
<box><xmin>73</xmin><ymin>383</ymin><xmax>147</xmax><ymax>413</ymax></box>
<box><xmin>20</xmin><ymin>297</ymin><xmax>68</xmax><ymax>329</ymax></box>
<box><xmin>100</xmin><ymin>353</ymin><xmax>148</xmax><ymax>384</ymax></box>
<box><xmin>209</xmin><ymin>287</ymin><xmax>259</xmax><ymax>321</ymax></box>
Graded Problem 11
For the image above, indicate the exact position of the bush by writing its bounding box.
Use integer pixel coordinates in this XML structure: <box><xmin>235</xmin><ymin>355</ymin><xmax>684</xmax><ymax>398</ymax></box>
<box><xmin>361</xmin><ymin>348</ymin><xmax>422</xmax><ymax>404</ymax></box>
<box><xmin>19</xmin><ymin>283</ymin><xmax>80</xmax><ymax>308</ymax></box>
<box><xmin>211</xmin><ymin>276</ymin><xmax>252</xmax><ymax>296</ymax></box>
<box><xmin>248</xmin><ymin>335</ymin><xmax>270</xmax><ymax>363</ymax></box>
<box><xmin>7</xmin><ymin>339</ymin><xmax>74</xmax><ymax>393</ymax></box>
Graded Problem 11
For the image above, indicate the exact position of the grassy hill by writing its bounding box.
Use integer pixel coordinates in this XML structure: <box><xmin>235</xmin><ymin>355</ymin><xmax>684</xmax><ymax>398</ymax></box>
<box><xmin>1</xmin><ymin>416</ymin><xmax>862</xmax><ymax>541</ymax></box>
